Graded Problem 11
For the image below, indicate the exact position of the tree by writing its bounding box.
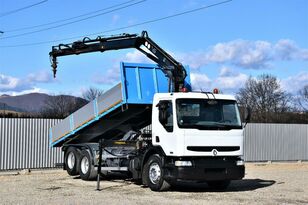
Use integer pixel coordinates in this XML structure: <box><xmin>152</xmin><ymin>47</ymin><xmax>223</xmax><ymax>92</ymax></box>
<box><xmin>40</xmin><ymin>95</ymin><xmax>87</xmax><ymax>119</ymax></box>
<box><xmin>82</xmin><ymin>87</ymin><xmax>104</xmax><ymax>101</ymax></box>
<box><xmin>236</xmin><ymin>74</ymin><xmax>291</xmax><ymax>122</ymax></box>
<box><xmin>298</xmin><ymin>85</ymin><xmax>308</xmax><ymax>112</ymax></box>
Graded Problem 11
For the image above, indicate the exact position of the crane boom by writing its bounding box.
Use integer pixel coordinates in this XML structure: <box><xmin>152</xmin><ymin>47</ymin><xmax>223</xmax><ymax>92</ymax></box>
<box><xmin>49</xmin><ymin>31</ymin><xmax>187</xmax><ymax>92</ymax></box>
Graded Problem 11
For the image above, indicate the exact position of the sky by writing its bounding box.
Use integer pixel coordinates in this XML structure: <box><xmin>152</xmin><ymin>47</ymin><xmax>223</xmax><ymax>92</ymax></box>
<box><xmin>0</xmin><ymin>0</ymin><xmax>307</xmax><ymax>96</ymax></box>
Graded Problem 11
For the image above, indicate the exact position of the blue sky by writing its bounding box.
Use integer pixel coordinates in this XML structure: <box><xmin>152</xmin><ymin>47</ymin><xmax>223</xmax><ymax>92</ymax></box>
<box><xmin>0</xmin><ymin>0</ymin><xmax>307</xmax><ymax>96</ymax></box>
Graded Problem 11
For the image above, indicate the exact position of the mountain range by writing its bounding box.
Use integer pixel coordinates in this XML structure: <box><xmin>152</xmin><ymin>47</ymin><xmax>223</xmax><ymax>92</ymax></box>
<box><xmin>0</xmin><ymin>93</ymin><xmax>86</xmax><ymax>113</ymax></box>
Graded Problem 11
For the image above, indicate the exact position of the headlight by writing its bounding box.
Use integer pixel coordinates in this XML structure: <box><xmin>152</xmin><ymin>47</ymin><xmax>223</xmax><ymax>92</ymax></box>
<box><xmin>175</xmin><ymin>160</ymin><xmax>192</xmax><ymax>167</ymax></box>
<box><xmin>236</xmin><ymin>160</ymin><xmax>245</xmax><ymax>166</ymax></box>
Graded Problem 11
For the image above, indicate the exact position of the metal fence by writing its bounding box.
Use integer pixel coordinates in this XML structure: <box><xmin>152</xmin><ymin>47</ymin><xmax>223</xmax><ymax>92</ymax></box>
<box><xmin>0</xmin><ymin>118</ymin><xmax>62</xmax><ymax>170</ymax></box>
<box><xmin>244</xmin><ymin>123</ymin><xmax>308</xmax><ymax>161</ymax></box>
<box><xmin>0</xmin><ymin>119</ymin><xmax>307</xmax><ymax>171</ymax></box>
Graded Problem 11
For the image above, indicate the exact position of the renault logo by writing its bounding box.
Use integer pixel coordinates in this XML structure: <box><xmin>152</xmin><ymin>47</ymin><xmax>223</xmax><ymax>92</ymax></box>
<box><xmin>212</xmin><ymin>149</ymin><xmax>218</xmax><ymax>156</ymax></box>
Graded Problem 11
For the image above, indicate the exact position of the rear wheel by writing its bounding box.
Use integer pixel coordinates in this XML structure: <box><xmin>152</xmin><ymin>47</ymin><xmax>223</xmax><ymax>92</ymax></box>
<box><xmin>143</xmin><ymin>155</ymin><xmax>170</xmax><ymax>191</ymax></box>
<box><xmin>79</xmin><ymin>150</ymin><xmax>97</xmax><ymax>180</ymax></box>
<box><xmin>207</xmin><ymin>180</ymin><xmax>230</xmax><ymax>190</ymax></box>
<box><xmin>64</xmin><ymin>147</ymin><xmax>80</xmax><ymax>176</ymax></box>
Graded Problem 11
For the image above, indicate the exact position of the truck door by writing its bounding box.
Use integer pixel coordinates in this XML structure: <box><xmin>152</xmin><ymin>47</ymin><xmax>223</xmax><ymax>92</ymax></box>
<box><xmin>152</xmin><ymin>100</ymin><xmax>178</xmax><ymax>156</ymax></box>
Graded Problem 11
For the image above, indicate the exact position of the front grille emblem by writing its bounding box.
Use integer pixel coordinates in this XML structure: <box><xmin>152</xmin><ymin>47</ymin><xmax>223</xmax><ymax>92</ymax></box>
<box><xmin>212</xmin><ymin>149</ymin><xmax>218</xmax><ymax>156</ymax></box>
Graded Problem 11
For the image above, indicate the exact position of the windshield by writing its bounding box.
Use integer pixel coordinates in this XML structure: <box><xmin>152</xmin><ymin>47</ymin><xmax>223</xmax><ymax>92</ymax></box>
<box><xmin>176</xmin><ymin>99</ymin><xmax>242</xmax><ymax>130</ymax></box>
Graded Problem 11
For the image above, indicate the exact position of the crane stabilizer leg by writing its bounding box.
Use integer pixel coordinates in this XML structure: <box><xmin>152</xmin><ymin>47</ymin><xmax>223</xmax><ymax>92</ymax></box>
<box><xmin>96</xmin><ymin>138</ymin><xmax>103</xmax><ymax>191</ymax></box>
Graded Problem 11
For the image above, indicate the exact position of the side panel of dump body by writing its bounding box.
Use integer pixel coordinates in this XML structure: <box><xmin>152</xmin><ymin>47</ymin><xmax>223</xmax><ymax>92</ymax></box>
<box><xmin>50</xmin><ymin>62</ymin><xmax>191</xmax><ymax>147</ymax></box>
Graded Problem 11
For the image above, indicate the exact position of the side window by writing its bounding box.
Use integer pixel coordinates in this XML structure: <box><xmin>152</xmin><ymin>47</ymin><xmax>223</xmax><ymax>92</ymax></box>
<box><xmin>157</xmin><ymin>100</ymin><xmax>173</xmax><ymax>132</ymax></box>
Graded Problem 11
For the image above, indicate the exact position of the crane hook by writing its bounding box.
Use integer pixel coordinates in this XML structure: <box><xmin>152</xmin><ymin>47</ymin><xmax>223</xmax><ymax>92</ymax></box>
<box><xmin>51</xmin><ymin>56</ymin><xmax>57</xmax><ymax>78</ymax></box>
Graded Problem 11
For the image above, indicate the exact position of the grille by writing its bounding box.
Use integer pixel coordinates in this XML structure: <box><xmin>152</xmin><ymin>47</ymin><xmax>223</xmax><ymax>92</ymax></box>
<box><xmin>187</xmin><ymin>146</ymin><xmax>240</xmax><ymax>152</ymax></box>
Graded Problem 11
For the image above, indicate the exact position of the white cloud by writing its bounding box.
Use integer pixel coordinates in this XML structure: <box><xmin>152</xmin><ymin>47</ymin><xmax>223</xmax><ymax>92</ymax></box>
<box><xmin>176</xmin><ymin>39</ymin><xmax>308</xmax><ymax>70</ymax></box>
<box><xmin>215</xmin><ymin>67</ymin><xmax>248</xmax><ymax>90</ymax></box>
<box><xmin>281</xmin><ymin>71</ymin><xmax>308</xmax><ymax>92</ymax></box>
<box><xmin>274</xmin><ymin>39</ymin><xmax>308</xmax><ymax>61</ymax></box>
<box><xmin>124</xmin><ymin>50</ymin><xmax>151</xmax><ymax>63</ymax></box>
<box><xmin>8</xmin><ymin>87</ymin><xmax>49</xmax><ymax>96</ymax></box>
<box><xmin>92</xmin><ymin>69</ymin><xmax>120</xmax><ymax>85</ymax></box>
<box><xmin>274</xmin><ymin>39</ymin><xmax>298</xmax><ymax>60</ymax></box>
<box><xmin>219</xmin><ymin>66</ymin><xmax>237</xmax><ymax>77</ymax></box>
<box><xmin>0</xmin><ymin>74</ymin><xmax>26</xmax><ymax>92</ymax></box>
<box><xmin>190</xmin><ymin>66</ymin><xmax>248</xmax><ymax>94</ymax></box>
<box><xmin>206</xmin><ymin>40</ymin><xmax>273</xmax><ymax>69</ymax></box>
<box><xmin>176</xmin><ymin>51</ymin><xmax>208</xmax><ymax>70</ymax></box>
<box><xmin>93</xmin><ymin>50</ymin><xmax>152</xmax><ymax>85</ymax></box>
<box><xmin>190</xmin><ymin>72</ymin><xmax>211</xmax><ymax>91</ymax></box>
<box><xmin>26</xmin><ymin>70</ymin><xmax>53</xmax><ymax>83</ymax></box>
<box><xmin>0</xmin><ymin>70</ymin><xmax>54</xmax><ymax>93</ymax></box>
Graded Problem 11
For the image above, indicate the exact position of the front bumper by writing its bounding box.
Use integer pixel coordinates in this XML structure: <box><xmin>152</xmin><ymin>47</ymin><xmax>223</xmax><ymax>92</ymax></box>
<box><xmin>164</xmin><ymin>157</ymin><xmax>245</xmax><ymax>182</ymax></box>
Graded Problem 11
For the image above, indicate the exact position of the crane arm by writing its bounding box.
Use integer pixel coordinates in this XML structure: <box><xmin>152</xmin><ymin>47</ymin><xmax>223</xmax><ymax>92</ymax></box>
<box><xmin>49</xmin><ymin>31</ymin><xmax>186</xmax><ymax>92</ymax></box>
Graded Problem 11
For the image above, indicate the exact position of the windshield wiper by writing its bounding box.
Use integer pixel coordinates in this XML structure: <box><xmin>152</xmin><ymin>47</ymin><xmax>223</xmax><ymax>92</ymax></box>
<box><xmin>212</xmin><ymin>123</ymin><xmax>242</xmax><ymax>129</ymax></box>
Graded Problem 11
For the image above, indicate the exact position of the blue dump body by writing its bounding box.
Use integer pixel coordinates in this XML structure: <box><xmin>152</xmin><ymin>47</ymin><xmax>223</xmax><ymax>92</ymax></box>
<box><xmin>50</xmin><ymin>62</ymin><xmax>191</xmax><ymax>147</ymax></box>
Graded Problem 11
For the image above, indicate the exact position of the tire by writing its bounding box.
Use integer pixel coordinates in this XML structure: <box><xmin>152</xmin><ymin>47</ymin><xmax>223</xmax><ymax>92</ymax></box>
<box><xmin>143</xmin><ymin>155</ymin><xmax>170</xmax><ymax>191</ymax></box>
<box><xmin>207</xmin><ymin>180</ymin><xmax>230</xmax><ymax>190</ymax></box>
<box><xmin>79</xmin><ymin>150</ymin><xmax>97</xmax><ymax>181</ymax></box>
<box><xmin>64</xmin><ymin>147</ymin><xmax>80</xmax><ymax>176</ymax></box>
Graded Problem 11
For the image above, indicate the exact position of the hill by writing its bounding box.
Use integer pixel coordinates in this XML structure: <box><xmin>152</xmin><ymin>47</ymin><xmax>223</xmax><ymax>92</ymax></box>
<box><xmin>0</xmin><ymin>93</ymin><xmax>87</xmax><ymax>114</ymax></box>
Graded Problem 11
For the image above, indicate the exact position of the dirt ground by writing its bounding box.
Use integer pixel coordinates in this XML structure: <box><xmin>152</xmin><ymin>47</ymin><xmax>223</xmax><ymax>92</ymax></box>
<box><xmin>0</xmin><ymin>163</ymin><xmax>307</xmax><ymax>205</ymax></box>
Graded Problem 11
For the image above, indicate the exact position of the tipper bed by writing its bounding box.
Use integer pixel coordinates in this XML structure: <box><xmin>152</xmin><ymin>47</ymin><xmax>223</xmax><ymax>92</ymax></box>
<box><xmin>50</xmin><ymin>62</ymin><xmax>190</xmax><ymax>147</ymax></box>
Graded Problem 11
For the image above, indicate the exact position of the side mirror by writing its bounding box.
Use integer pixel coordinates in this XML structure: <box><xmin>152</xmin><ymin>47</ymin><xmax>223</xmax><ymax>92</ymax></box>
<box><xmin>245</xmin><ymin>107</ymin><xmax>251</xmax><ymax>122</ymax></box>
<box><xmin>243</xmin><ymin>107</ymin><xmax>251</xmax><ymax>128</ymax></box>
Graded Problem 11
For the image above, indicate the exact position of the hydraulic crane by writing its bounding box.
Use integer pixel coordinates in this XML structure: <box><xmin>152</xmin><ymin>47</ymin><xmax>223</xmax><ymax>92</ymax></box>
<box><xmin>49</xmin><ymin>31</ymin><xmax>187</xmax><ymax>92</ymax></box>
<box><xmin>49</xmin><ymin>31</ymin><xmax>247</xmax><ymax>192</ymax></box>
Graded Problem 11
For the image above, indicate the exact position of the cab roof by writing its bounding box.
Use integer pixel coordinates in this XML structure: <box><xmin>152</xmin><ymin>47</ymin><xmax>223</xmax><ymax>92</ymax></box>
<box><xmin>154</xmin><ymin>92</ymin><xmax>237</xmax><ymax>101</ymax></box>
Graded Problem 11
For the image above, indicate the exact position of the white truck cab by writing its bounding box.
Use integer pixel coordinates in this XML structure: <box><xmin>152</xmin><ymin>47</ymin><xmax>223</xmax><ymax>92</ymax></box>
<box><xmin>152</xmin><ymin>92</ymin><xmax>243</xmax><ymax>157</ymax></box>
<box><xmin>144</xmin><ymin>92</ymin><xmax>245</xmax><ymax>190</ymax></box>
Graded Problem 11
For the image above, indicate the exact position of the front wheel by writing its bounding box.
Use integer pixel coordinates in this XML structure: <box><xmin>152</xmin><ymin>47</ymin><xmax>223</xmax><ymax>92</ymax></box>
<box><xmin>79</xmin><ymin>150</ymin><xmax>97</xmax><ymax>180</ymax></box>
<box><xmin>143</xmin><ymin>155</ymin><xmax>170</xmax><ymax>191</ymax></box>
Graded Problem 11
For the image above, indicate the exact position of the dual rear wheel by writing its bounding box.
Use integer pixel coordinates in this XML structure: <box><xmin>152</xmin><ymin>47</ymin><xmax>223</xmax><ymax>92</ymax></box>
<box><xmin>64</xmin><ymin>147</ymin><xmax>80</xmax><ymax>176</ymax></box>
<box><xmin>64</xmin><ymin>147</ymin><xmax>97</xmax><ymax>180</ymax></box>
<box><xmin>79</xmin><ymin>150</ymin><xmax>97</xmax><ymax>180</ymax></box>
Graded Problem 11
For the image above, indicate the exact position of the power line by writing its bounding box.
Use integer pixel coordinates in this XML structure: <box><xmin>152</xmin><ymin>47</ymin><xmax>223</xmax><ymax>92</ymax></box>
<box><xmin>0</xmin><ymin>0</ymin><xmax>48</xmax><ymax>18</ymax></box>
<box><xmin>0</xmin><ymin>0</ymin><xmax>146</xmax><ymax>39</ymax></box>
<box><xmin>3</xmin><ymin>0</ymin><xmax>138</xmax><ymax>33</ymax></box>
<box><xmin>0</xmin><ymin>0</ymin><xmax>232</xmax><ymax>48</ymax></box>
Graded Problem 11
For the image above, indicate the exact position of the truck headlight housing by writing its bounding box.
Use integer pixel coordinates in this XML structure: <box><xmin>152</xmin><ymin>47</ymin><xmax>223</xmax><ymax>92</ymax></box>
<box><xmin>236</xmin><ymin>159</ymin><xmax>245</xmax><ymax>166</ymax></box>
<box><xmin>175</xmin><ymin>160</ymin><xmax>192</xmax><ymax>167</ymax></box>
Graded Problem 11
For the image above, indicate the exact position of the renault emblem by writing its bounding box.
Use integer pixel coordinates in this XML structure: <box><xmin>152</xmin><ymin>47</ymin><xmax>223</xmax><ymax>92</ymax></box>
<box><xmin>212</xmin><ymin>149</ymin><xmax>218</xmax><ymax>156</ymax></box>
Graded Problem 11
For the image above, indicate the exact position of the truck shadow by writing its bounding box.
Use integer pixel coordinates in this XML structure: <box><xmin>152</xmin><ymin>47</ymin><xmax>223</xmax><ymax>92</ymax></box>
<box><xmin>171</xmin><ymin>178</ymin><xmax>276</xmax><ymax>192</ymax></box>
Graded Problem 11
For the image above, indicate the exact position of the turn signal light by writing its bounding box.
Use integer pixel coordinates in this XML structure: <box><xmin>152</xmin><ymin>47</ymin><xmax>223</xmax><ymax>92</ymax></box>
<box><xmin>181</xmin><ymin>87</ymin><xmax>188</xmax><ymax>92</ymax></box>
<box><xmin>213</xmin><ymin>88</ymin><xmax>219</xmax><ymax>94</ymax></box>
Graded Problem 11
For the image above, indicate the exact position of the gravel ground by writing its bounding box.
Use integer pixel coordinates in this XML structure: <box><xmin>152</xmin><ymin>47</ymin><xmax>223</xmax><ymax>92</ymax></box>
<box><xmin>0</xmin><ymin>163</ymin><xmax>307</xmax><ymax>205</ymax></box>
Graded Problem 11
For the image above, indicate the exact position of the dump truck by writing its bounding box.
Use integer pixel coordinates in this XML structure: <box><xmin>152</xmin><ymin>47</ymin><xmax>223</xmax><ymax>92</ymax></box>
<box><xmin>49</xmin><ymin>31</ymin><xmax>249</xmax><ymax>191</ymax></box>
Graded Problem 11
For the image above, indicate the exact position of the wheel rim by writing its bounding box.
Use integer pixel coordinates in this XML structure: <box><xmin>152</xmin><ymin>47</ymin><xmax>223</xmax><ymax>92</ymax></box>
<box><xmin>67</xmin><ymin>152</ymin><xmax>75</xmax><ymax>170</ymax></box>
<box><xmin>81</xmin><ymin>156</ymin><xmax>89</xmax><ymax>174</ymax></box>
<box><xmin>149</xmin><ymin>162</ymin><xmax>161</xmax><ymax>184</ymax></box>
